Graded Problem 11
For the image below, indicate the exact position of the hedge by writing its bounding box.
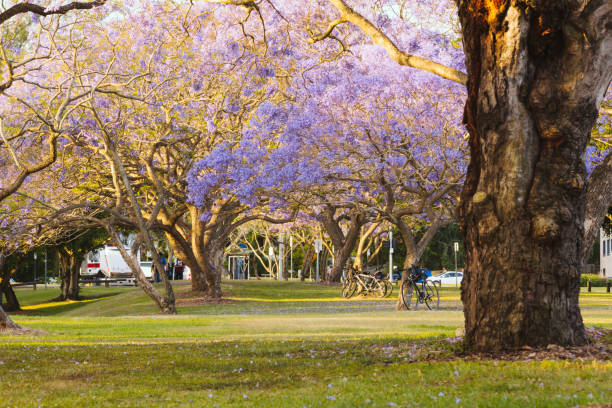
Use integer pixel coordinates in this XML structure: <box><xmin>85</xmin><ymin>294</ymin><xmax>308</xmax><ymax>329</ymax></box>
<box><xmin>580</xmin><ymin>274</ymin><xmax>611</xmax><ymax>287</ymax></box>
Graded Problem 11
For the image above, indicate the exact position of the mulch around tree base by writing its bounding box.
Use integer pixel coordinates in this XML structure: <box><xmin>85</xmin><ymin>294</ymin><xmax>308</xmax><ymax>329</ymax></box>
<box><xmin>457</xmin><ymin>342</ymin><xmax>611</xmax><ymax>362</ymax></box>
<box><xmin>374</xmin><ymin>328</ymin><xmax>612</xmax><ymax>365</ymax></box>
<box><xmin>174</xmin><ymin>288</ymin><xmax>238</xmax><ymax>306</ymax></box>
<box><xmin>450</xmin><ymin>327</ymin><xmax>611</xmax><ymax>362</ymax></box>
<box><xmin>175</xmin><ymin>296</ymin><xmax>236</xmax><ymax>306</ymax></box>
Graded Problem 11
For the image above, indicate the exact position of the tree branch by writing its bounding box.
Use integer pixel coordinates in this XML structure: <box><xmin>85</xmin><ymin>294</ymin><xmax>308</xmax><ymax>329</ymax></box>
<box><xmin>325</xmin><ymin>0</ymin><xmax>467</xmax><ymax>85</ymax></box>
<box><xmin>0</xmin><ymin>1</ymin><xmax>106</xmax><ymax>26</ymax></box>
<box><xmin>308</xmin><ymin>18</ymin><xmax>347</xmax><ymax>43</ymax></box>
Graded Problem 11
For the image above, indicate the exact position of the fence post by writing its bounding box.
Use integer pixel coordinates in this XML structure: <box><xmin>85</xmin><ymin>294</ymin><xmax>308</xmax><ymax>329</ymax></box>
<box><xmin>607</xmin><ymin>280</ymin><xmax>610</xmax><ymax>293</ymax></box>
<box><xmin>587</xmin><ymin>280</ymin><xmax>591</xmax><ymax>292</ymax></box>
<box><xmin>105</xmin><ymin>280</ymin><xmax>109</xmax><ymax>288</ymax></box>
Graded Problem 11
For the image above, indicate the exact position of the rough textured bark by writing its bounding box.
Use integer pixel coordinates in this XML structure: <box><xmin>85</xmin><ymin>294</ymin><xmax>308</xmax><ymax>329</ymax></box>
<box><xmin>0</xmin><ymin>266</ymin><xmax>20</xmax><ymax>312</ymax></box>
<box><xmin>329</xmin><ymin>241</ymin><xmax>356</xmax><ymax>282</ymax></box>
<box><xmin>188</xmin><ymin>205</ymin><xmax>210</xmax><ymax>293</ymax></box>
<box><xmin>0</xmin><ymin>254</ymin><xmax>19</xmax><ymax>311</ymax></box>
<box><xmin>321</xmin><ymin>205</ymin><xmax>364</xmax><ymax>282</ymax></box>
<box><xmin>57</xmin><ymin>249</ymin><xmax>83</xmax><ymax>301</ymax></box>
<box><xmin>0</xmin><ymin>281</ymin><xmax>19</xmax><ymax>312</ymax></box>
<box><xmin>164</xmin><ymin>225</ymin><xmax>208</xmax><ymax>294</ymax></box>
<box><xmin>68</xmin><ymin>261</ymin><xmax>81</xmax><ymax>299</ymax></box>
<box><xmin>58</xmin><ymin>250</ymin><xmax>70</xmax><ymax>300</ymax></box>
<box><xmin>456</xmin><ymin>0</ymin><xmax>611</xmax><ymax>350</ymax></box>
<box><xmin>0</xmin><ymin>304</ymin><xmax>19</xmax><ymax>330</ymax></box>
<box><xmin>0</xmin><ymin>254</ymin><xmax>19</xmax><ymax>329</ymax></box>
<box><xmin>204</xmin><ymin>241</ymin><xmax>225</xmax><ymax>298</ymax></box>
<box><xmin>191</xmin><ymin>202</ymin><xmax>236</xmax><ymax>298</ymax></box>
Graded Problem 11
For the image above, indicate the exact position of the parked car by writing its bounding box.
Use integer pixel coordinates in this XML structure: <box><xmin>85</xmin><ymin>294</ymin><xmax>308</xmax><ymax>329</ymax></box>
<box><xmin>428</xmin><ymin>271</ymin><xmax>463</xmax><ymax>285</ymax></box>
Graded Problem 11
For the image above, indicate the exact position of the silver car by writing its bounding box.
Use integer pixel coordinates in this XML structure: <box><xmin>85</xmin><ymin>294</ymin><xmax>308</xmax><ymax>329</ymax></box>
<box><xmin>427</xmin><ymin>271</ymin><xmax>463</xmax><ymax>285</ymax></box>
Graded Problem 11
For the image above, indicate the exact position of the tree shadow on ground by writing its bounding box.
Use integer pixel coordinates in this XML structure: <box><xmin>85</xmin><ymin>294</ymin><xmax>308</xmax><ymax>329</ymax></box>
<box><xmin>11</xmin><ymin>292</ymin><xmax>123</xmax><ymax>316</ymax></box>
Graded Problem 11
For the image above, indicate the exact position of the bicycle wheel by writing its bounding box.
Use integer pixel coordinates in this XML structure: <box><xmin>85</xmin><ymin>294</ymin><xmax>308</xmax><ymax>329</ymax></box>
<box><xmin>383</xmin><ymin>280</ymin><xmax>393</xmax><ymax>298</ymax></box>
<box><xmin>342</xmin><ymin>279</ymin><xmax>358</xmax><ymax>298</ymax></box>
<box><xmin>400</xmin><ymin>280</ymin><xmax>417</xmax><ymax>309</ymax></box>
<box><xmin>340</xmin><ymin>268</ymin><xmax>352</xmax><ymax>286</ymax></box>
<box><xmin>422</xmin><ymin>281</ymin><xmax>440</xmax><ymax>310</ymax></box>
<box><xmin>371</xmin><ymin>279</ymin><xmax>386</xmax><ymax>298</ymax></box>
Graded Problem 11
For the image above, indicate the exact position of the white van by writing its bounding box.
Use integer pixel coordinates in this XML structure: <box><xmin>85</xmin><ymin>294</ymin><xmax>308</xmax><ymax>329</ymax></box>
<box><xmin>81</xmin><ymin>242</ymin><xmax>189</xmax><ymax>282</ymax></box>
<box><xmin>81</xmin><ymin>245</ymin><xmax>153</xmax><ymax>282</ymax></box>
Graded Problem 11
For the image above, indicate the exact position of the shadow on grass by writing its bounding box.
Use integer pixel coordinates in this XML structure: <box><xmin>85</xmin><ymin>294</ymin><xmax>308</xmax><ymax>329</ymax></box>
<box><xmin>15</xmin><ymin>292</ymin><xmax>124</xmax><ymax>316</ymax></box>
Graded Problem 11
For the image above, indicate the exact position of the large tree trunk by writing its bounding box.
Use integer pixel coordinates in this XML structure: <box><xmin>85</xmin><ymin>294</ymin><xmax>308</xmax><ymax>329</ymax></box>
<box><xmin>301</xmin><ymin>244</ymin><xmax>315</xmax><ymax>281</ymax></box>
<box><xmin>321</xmin><ymin>206</ymin><xmax>364</xmax><ymax>282</ymax></box>
<box><xmin>57</xmin><ymin>250</ymin><xmax>81</xmax><ymax>301</ymax></box>
<box><xmin>329</xmin><ymin>244</ymin><xmax>353</xmax><ymax>282</ymax></box>
<box><xmin>1</xmin><ymin>280</ymin><xmax>20</xmax><ymax>312</ymax></box>
<box><xmin>0</xmin><ymin>255</ymin><xmax>20</xmax><ymax>312</ymax></box>
<box><xmin>195</xmin><ymin>204</ymin><xmax>235</xmax><ymax>298</ymax></box>
<box><xmin>395</xmin><ymin>221</ymin><xmax>419</xmax><ymax>311</ymax></box>
<box><xmin>189</xmin><ymin>206</ymin><xmax>211</xmax><ymax>294</ymax></box>
<box><xmin>164</xmin><ymin>228</ymin><xmax>208</xmax><ymax>293</ymax></box>
<box><xmin>58</xmin><ymin>250</ymin><xmax>71</xmax><ymax>301</ymax></box>
<box><xmin>251</xmin><ymin>256</ymin><xmax>261</xmax><ymax>279</ymax></box>
<box><xmin>68</xmin><ymin>258</ymin><xmax>81</xmax><ymax>300</ymax></box>
<box><xmin>203</xmin><ymin>241</ymin><xmax>225</xmax><ymax>298</ymax></box>
<box><xmin>456</xmin><ymin>0</ymin><xmax>611</xmax><ymax>350</ymax></box>
<box><xmin>0</xmin><ymin>254</ymin><xmax>19</xmax><ymax>330</ymax></box>
<box><xmin>0</xmin><ymin>304</ymin><xmax>19</xmax><ymax>331</ymax></box>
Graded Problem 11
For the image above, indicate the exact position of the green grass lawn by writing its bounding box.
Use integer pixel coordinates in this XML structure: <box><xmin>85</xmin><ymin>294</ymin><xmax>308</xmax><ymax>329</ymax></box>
<box><xmin>1</xmin><ymin>281</ymin><xmax>611</xmax><ymax>407</ymax></box>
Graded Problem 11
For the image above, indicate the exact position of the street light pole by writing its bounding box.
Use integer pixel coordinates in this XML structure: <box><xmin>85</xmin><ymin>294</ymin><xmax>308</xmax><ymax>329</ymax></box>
<box><xmin>454</xmin><ymin>242</ymin><xmax>459</xmax><ymax>287</ymax></box>
<box><xmin>389</xmin><ymin>228</ymin><xmax>394</xmax><ymax>282</ymax></box>
<box><xmin>44</xmin><ymin>250</ymin><xmax>48</xmax><ymax>289</ymax></box>
<box><xmin>33</xmin><ymin>252</ymin><xmax>37</xmax><ymax>291</ymax></box>
<box><xmin>279</xmin><ymin>233</ymin><xmax>284</xmax><ymax>281</ymax></box>
<box><xmin>314</xmin><ymin>239</ymin><xmax>322</xmax><ymax>283</ymax></box>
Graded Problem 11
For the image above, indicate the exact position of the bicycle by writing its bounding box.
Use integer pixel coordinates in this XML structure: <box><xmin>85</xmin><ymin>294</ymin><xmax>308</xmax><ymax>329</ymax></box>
<box><xmin>399</xmin><ymin>266</ymin><xmax>439</xmax><ymax>310</ymax></box>
<box><xmin>341</xmin><ymin>266</ymin><xmax>358</xmax><ymax>298</ymax></box>
<box><xmin>341</xmin><ymin>267</ymin><xmax>387</xmax><ymax>298</ymax></box>
<box><xmin>375</xmin><ymin>269</ymin><xmax>393</xmax><ymax>298</ymax></box>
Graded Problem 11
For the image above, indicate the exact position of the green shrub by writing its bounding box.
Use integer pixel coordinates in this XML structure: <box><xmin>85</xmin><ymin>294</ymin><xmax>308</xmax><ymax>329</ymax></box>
<box><xmin>580</xmin><ymin>273</ymin><xmax>610</xmax><ymax>287</ymax></box>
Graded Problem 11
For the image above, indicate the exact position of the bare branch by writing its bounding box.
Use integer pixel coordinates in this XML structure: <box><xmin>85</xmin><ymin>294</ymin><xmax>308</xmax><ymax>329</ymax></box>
<box><xmin>308</xmin><ymin>18</ymin><xmax>347</xmax><ymax>43</ymax></box>
<box><xmin>0</xmin><ymin>1</ymin><xmax>106</xmax><ymax>26</ymax></box>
